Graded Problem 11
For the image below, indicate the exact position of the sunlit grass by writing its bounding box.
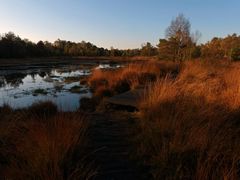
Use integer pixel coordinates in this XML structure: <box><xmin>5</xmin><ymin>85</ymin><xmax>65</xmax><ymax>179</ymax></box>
<box><xmin>88</xmin><ymin>60</ymin><xmax>178</xmax><ymax>97</ymax></box>
<box><xmin>137</xmin><ymin>61</ymin><xmax>240</xmax><ymax>179</ymax></box>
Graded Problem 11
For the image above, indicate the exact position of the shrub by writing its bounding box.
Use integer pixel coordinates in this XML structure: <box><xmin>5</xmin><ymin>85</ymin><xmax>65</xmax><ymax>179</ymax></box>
<box><xmin>231</xmin><ymin>47</ymin><xmax>240</xmax><ymax>61</ymax></box>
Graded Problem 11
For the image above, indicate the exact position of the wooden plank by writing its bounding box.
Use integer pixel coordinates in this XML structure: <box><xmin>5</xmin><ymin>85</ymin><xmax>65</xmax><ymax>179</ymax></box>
<box><xmin>106</xmin><ymin>89</ymin><xmax>144</xmax><ymax>108</ymax></box>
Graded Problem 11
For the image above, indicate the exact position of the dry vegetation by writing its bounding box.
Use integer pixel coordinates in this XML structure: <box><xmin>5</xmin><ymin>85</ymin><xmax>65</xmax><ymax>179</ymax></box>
<box><xmin>88</xmin><ymin>61</ymin><xmax>179</xmax><ymax>97</ymax></box>
<box><xmin>87</xmin><ymin>59</ymin><xmax>240</xmax><ymax>179</ymax></box>
<box><xmin>82</xmin><ymin>61</ymin><xmax>178</xmax><ymax>112</ymax></box>
<box><xmin>1</xmin><ymin>59</ymin><xmax>240</xmax><ymax>179</ymax></box>
<box><xmin>0</xmin><ymin>102</ymin><xmax>95</xmax><ymax>180</ymax></box>
<box><xmin>137</xmin><ymin>61</ymin><xmax>240</xmax><ymax>179</ymax></box>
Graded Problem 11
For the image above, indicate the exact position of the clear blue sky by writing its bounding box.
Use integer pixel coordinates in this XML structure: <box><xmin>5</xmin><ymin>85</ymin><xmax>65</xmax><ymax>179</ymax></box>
<box><xmin>0</xmin><ymin>0</ymin><xmax>239</xmax><ymax>49</ymax></box>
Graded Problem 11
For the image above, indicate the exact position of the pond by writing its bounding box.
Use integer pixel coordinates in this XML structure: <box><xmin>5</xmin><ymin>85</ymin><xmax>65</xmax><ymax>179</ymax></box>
<box><xmin>0</xmin><ymin>62</ymin><xmax>122</xmax><ymax>111</ymax></box>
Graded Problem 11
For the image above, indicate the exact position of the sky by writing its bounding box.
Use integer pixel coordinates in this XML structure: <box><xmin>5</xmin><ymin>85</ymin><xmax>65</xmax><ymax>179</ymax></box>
<box><xmin>0</xmin><ymin>0</ymin><xmax>239</xmax><ymax>49</ymax></box>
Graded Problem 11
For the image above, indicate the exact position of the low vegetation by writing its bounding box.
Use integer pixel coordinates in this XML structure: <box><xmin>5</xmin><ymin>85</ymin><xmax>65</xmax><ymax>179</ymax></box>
<box><xmin>0</xmin><ymin>102</ymin><xmax>95</xmax><ymax>179</ymax></box>
<box><xmin>32</xmin><ymin>88</ymin><xmax>48</xmax><ymax>95</ymax></box>
<box><xmin>136</xmin><ymin>61</ymin><xmax>240</xmax><ymax>179</ymax></box>
<box><xmin>69</xmin><ymin>85</ymin><xmax>83</xmax><ymax>93</ymax></box>
<box><xmin>86</xmin><ymin>59</ymin><xmax>240</xmax><ymax>179</ymax></box>
<box><xmin>1</xmin><ymin>59</ymin><xmax>240</xmax><ymax>179</ymax></box>
<box><xmin>88</xmin><ymin>61</ymin><xmax>179</xmax><ymax>98</ymax></box>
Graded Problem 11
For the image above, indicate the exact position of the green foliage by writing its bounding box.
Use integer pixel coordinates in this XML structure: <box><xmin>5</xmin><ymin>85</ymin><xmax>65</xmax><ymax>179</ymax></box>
<box><xmin>231</xmin><ymin>47</ymin><xmax>240</xmax><ymax>61</ymax></box>
<box><xmin>0</xmin><ymin>32</ymin><xmax>110</xmax><ymax>58</ymax></box>
<box><xmin>201</xmin><ymin>34</ymin><xmax>240</xmax><ymax>60</ymax></box>
<box><xmin>158</xmin><ymin>38</ymin><xmax>178</xmax><ymax>60</ymax></box>
<box><xmin>0</xmin><ymin>32</ymin><xmax>143</xmax><ymax>58</ymax></box>
<box><xmin>1</xmin><ymin>30</ymin><xmax>240</xmax><ymax>60</ymax></box>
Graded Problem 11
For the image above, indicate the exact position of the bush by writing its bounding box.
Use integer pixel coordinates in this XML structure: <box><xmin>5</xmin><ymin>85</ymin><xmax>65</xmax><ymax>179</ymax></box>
<box><xmin>231</xmin><ymin>47</ymin><xmax>240</xmax><ymax>61</ymax></box>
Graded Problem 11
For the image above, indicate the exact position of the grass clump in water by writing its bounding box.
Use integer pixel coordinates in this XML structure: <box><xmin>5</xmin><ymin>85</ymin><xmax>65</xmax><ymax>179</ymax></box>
<box><xmin>33</xmin><ymin>88</ymin><xmax>48</xmax><ymax>96</ymax></box>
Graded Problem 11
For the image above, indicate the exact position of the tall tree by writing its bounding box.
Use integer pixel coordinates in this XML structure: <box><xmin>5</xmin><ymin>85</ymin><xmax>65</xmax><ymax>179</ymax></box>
<box><xmin>166</xmin><ymin>14</ymin><xmax>191</xmax><ymax>46</ymax></box>
<box><xmin>159</xmin><ymin>14</ymin><xmax>194</xmax><ymax>61</ymax></box>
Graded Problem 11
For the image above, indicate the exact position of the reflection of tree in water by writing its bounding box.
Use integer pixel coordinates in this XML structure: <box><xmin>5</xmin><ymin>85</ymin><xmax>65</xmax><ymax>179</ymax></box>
<box><xmin>45</xmin><ymin>70</ymin><xmax>53</xmax><ymax>78</ymax></box>
<box><xmin>4</xmin><ymin>73</ymin><xmax>27</xmax><ymax>88</ymax></box>
<box><xmin>39</xmin><ymin>71</ymin><xmax>47</xmax><ymax>78</ymax></box>
<box><xmin>30</xmin><ymin>73</ymin><xmax>36</xmax><ymax>81</ymax></box>
<box><xmin>0</xmin><ymin>76</ymin><xmax>6</xmax><ymax>88</ymax></box>
<box><xmin>2</xmin><ymin>70</ymin><xmax>50</xmax><ymax>88</ymax></box>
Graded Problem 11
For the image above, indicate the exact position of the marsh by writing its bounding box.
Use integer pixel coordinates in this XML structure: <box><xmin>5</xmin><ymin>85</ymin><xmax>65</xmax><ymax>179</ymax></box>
<box><xmin>0</xmin><ymin>62</ymin><xmax>121</xmax><ymax>111</ymax></box>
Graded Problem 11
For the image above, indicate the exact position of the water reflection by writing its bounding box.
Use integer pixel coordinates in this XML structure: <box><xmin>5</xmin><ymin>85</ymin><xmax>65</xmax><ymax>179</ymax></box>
<box><xmin>0</xmin><ymin>63</ymin><xmax>122</xmax><ymax>111</ymax></box>
<box><xmin>0</xmin><ymin>66</ymin><xmax>91</xmax><ymax>111</ymax></box>
<box><xmin>96</xmin><ymin>64</ymin><xmax>122</xmax><ymax>69</ymax></box>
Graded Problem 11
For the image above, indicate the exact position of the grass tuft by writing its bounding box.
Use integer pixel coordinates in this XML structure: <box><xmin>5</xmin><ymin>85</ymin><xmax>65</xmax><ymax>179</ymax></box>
<box><xmin>0</xmin><ymin>102</ymin><xmax>96</xmax><ymax>179</ymax></box>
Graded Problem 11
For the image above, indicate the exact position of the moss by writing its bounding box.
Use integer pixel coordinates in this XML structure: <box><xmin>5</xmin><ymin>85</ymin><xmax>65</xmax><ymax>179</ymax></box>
<box><xmin>69</xmin><ymin>85</ymin><xmax>82</xmax><ymax>93</ymax></box>
<box><xmin>33</xmin><ymin>89</ymin><xmax>48</xmax><ymax>96</ymax></box>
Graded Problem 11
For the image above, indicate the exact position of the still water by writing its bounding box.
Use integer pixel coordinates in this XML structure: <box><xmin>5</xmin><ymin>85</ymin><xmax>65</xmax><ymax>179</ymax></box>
<box><xmin>0</xmin><ymin>63</ymin><xmax>121</xmax><ymax>111</ymax></box>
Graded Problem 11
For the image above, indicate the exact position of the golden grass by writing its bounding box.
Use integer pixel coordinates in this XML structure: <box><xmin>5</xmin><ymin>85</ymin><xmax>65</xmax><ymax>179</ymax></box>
<box><xmin>88</xmin><ymin>60</ymin><xmax>179</xmax><ymax>97</ymax></box>
<box><xmin>0</xmin><ymin>103</ymin><xmax>95</xmax><ymax>180</ymax></box>
<box><xmin>138</xmin><ymin>61</ymin><xmax>240</xmax><ymax>179</ymax></box>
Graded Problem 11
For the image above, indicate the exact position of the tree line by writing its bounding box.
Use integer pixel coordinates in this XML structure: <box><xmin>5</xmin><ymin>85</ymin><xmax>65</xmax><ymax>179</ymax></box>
<box><xmin>0</xmin><ymin>32</ymin><xmax>151</xmax><ymax>58</ymax></box>
<box><xmin>0</xmin><ymin>14</ymin><xmax>240</xmax><ymax>60</ymax></box>
<box><xmin>0</xmin><ymin>32</ymin><xmax>109</xmax><ymax>58</ymax></box>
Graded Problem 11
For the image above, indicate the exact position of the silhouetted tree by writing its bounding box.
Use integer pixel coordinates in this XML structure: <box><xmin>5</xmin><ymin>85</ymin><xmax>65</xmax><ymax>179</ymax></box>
<box><xmin>141</xmin><ymin>42</ymin><xmax>157</xmax><ymax>56</ymax></box>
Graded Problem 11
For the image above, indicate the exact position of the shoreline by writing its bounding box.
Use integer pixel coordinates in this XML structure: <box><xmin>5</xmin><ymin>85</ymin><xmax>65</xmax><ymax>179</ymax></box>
<box><xmin>0</xmin><ymin>56</ymin><xmax>157</xmax><ymax>68</ymax></box>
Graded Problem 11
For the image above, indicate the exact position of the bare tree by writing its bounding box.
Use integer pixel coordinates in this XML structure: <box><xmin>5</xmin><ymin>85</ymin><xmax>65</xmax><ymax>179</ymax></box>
<box><xmin>166</xmin><ymin>14</ymin><xmax>191</xmax><ymax>47</ymax></box>
<box><xmin>164</xmin><ymin>14</ymin><xmax>194</xmax><ymax>61</ymax></box>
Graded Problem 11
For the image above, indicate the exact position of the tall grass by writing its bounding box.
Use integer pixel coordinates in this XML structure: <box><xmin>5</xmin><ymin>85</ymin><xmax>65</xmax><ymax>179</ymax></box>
<box><xmin>88</xmin><ymin>60</ymin><xmax>179</xmax><ymax>97</ymax></box>
<box><xmin>0</xmin><ymin>102</ymin><xmax>95</xmax><ymax>180</ymax></box>
<box><xmin>138</xmin><ymin>61</ymin><xmax>240</xmax><ymax>179</ymax></box>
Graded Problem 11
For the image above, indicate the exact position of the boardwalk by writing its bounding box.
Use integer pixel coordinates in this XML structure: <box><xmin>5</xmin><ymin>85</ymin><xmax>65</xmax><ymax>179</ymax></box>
<box><xmin>105</xmin><ymin>88</ymin><xmax>144</xmax><ymax>109</ymax></box>
<box><xmin>88</xmin><ymin>112</ymin><xmax>149</xmax><ymax>180</ymax></box>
